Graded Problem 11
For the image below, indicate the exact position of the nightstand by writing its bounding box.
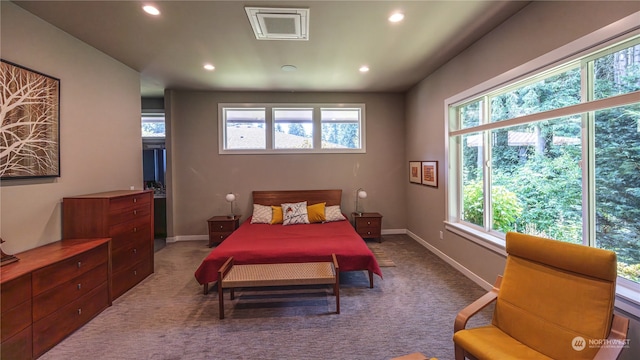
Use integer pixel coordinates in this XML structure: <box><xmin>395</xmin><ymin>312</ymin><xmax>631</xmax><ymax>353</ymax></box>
<box><xmin>207</xmin><ymin>215</ymin><xmax>240</xmax><ymax>247</ymax></box>
<box><xmin>352</xmin><ymin>212</ymin><xmax>383</xmax><ymax>242</ymax></box>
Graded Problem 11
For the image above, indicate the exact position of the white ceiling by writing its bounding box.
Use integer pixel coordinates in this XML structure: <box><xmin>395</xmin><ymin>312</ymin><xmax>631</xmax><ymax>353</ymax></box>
<box><xmin>13</xmin><ymin>1</ymin><xmax>530</xmax><ymax>97</ymax></box>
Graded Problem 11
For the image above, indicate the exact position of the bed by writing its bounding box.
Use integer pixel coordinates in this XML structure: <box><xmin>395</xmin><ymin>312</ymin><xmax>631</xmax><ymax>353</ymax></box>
<box><xmin>194</xmin><ymin>189</ymin><xmax>383</xmax><ymax>293</ymax></box>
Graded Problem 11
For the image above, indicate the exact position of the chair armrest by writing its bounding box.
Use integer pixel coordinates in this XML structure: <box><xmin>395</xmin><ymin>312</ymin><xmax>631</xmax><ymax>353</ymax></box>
<box><xmin>593</xmin><ymin>314</ymin><xmax>630</xmax><ymax>360</ymax></box>
<box><xmin>454</xmin><ymin>276</ymin><xmax>502</xmax><ymax>333</ymax></box>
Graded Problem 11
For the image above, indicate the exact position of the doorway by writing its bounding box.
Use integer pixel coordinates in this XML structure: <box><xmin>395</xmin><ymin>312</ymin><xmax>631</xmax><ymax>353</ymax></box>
<box><xmin>142</xmin><ymin>110</ymin><xmax>167</xmax><ymax>251</ymax></box>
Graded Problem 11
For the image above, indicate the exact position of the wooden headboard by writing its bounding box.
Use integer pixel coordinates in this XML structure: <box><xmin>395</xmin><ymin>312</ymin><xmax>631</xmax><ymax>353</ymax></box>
<box><xmin>252</xmin><ymin>189</ymin><xmax>342</xmax><ymax>206</ymax></box>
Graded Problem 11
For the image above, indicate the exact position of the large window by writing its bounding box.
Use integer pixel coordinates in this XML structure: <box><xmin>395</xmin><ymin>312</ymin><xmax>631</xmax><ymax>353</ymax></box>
<box><xmin>219</xmin><ymin>104</ymin><xmax>365</xmax><ymax>154</ymax></box>
<box><xmin>447</xmin><ymin>32</ymin><xmax>640</xmax><ymax>297</ymax></box>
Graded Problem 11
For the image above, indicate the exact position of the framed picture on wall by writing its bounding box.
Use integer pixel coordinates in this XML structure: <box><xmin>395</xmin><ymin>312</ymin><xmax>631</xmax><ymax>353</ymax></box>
<box><xmin>409</xmin><ymin>161</ymin><xmax>421</xmax><ymax>184</ymax></box>
<box><xmin>0</xmin><ymin>59</ymin><xmax>60</xmax><ymax>179</ymax></box>
<box><xmin>421</xmin><ymin>161</ymin><xmax>438</xmax><ymax>188</ymax></box>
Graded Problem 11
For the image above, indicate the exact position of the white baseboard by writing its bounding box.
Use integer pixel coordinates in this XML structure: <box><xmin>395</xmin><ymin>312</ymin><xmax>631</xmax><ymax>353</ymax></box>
<box><xmin>381</xmin><ymin>228</ymin><xmax>406</xmax><ymax>235</ymax></box>
<box><xmin>405</xmin><ymin>229</ymin><xmax>493</xmax><ymax>291</ymax></box>
<box><xmin>166</xmin><ymin>235</ymin><xmax>207</xmax><ymax>243</ymax></box>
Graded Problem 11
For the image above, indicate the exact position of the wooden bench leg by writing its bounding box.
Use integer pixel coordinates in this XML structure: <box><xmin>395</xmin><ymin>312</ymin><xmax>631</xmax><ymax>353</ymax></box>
<box><xmin>203</xmin><ymin>283</ymin><xmax>209</xmax><ymax>295</ymax></box>
<box><xmin>218</xmin><ymin>282</ymin><xmax>224</xmax><ymax>319</ymax></box>
<box><xmin>331</xmin><ymin>253</ymin><xmax>340</xmax><ymax>314</ymax></box>
<box><xmin>368</xmin><ymin>270</ymin><xmax>373</xmax><ymax>288</ymax></box>
<box><xmin>335</xmin><ymin>277</ymin><xmax>340</xmax><ymax>314</ymax></box>
<box><xmin>217</xmin><ymin>257</ymin><xmax>234</xmax><ymax>320</ymax></box>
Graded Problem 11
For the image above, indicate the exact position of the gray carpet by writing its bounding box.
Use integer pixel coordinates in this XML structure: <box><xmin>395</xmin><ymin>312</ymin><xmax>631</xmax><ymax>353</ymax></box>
<box><xmin>40</xmin><ymin>234</ymin><xmax>493</xmax><ymax>360</ymax></box>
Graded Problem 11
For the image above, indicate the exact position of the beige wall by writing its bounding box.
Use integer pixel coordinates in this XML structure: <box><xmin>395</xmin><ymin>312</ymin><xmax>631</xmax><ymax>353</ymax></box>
<box><xmin>405</xmin><ymin>1</ymin><xmax>640</xmax><ymax>358</ymax></box>
<box><xmin>0</xmin><ymin>2</ymin><xmax>142</xmax><ymax>254</ymax></box>
<box><xmin>164</xmin><ymin>90</ymin><xmax>405</xmax><ymax>238</ymax></box>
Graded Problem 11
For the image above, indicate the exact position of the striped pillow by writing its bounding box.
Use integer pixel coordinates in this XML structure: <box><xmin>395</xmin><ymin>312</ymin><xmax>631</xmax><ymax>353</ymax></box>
<box><xmin>325</xmin><ymin>205</ymin><xmax>346</xmax><ymax>222</ymax></box>
<box><xmin>250</xmin><ymin>204</ymin><xmax>272</xmax><ymax>224</ymax></box>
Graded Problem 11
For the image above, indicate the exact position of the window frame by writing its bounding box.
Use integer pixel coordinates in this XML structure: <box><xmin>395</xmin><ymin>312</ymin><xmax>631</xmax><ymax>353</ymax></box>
<box><xmin>218</xmin><ymin>103</ymin><xmax>366</xmax><ymax>154</ymax></box>
<box><xmin>444</xmin><ymin>12</ymin><xmax>640</xmax><ymax>316</ymax></box>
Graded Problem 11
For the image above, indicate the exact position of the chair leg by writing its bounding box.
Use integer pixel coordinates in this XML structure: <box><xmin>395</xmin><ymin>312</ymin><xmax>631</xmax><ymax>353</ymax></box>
<box><xmin>454</xmin><ymin>343</ymin><xmax>466</xmax><ymax>360</ymax></box>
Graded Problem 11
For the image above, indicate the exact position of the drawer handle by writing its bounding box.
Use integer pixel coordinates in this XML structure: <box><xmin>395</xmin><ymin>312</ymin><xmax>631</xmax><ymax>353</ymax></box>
<box><xmin>219</xmin><ymin>225</ymin><xmax>224</xmax><ymax>229</ymax></box>
<box><xmin>219</xmin><ymin>235</ymin><xmax>224</xmax><ymax>239</ymax></box>
<box><xmin>133</xmin><ymin>198</ymin><xmax>137</xmax><ymax>203</ymax></box>
<box><xmin>133</xmin><ymin>270</ymin><xmax>138</xmax><ymax>276</ymax></box>
<box><xmin>367</xmin><ymin>221</ymin><xmax>371</xmax><ymax>225</ymax></box>
<box><xmin>133</xmin><ymin>248</ymin><xmax>137</xmax><ymax>254</ymax></box>
<box><xmin>77</xmin><ymin>308</ymin><xmax>82</xmax><ymax>315</ymax></box>
<box><xmin>367</xmin><ymin>231</ymin><xmax>371</xmax><ymax>235</ymax></box>
<box><xmin>77</xmin><ymin>261</ymin><xmax>82</xmax><ymax>268</ymax></box>
<box><xmin>133</xmin><ymin>227</ymin><xmax>137</xmax><ymax>233</ymax></box>
<box><xmin>77</xmin><ymin>283</ymin><xmax>82</xmax><ymax>290</ymax></box>
<box><xmin>134</xmin><ymin>210</ymin><xmax>138</xmax><ymax>215</ymax></box>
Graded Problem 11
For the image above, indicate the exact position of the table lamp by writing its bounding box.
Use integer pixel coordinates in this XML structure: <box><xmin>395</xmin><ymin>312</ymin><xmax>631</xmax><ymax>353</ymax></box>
<box><xmin>225</xmin><ymin>193</ymin><xmax>236</xmax><ymax>218</ymax></box>
<box><xmin>355</xmin><ymin>188</ymin><xmax>367</xmax><ymax>216</ymax></box>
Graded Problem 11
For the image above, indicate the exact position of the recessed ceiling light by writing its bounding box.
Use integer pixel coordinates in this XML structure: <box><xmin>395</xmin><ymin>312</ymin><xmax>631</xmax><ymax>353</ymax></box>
<box><xmin>281</xmin><ymin>65</ymin><xmax>297</xmax><ymax>72</ymax></box>
<box><xmin>204</xmin><ymin>64</ymin><xmax>215</xmax><ymax>71</ymax></box>
<box><xmin>359</xmin><ymin>65</ymin><xmax>370</xmax><ymax>73</ymax></box>
<box><xmin>388</xmin><ymin>12</ymin><xmax>404</xmax><ymax>23</ymax></box>
<box><xmin>143</xmin><ymin>5</ymin><xmax>160</xmax><ymax>16</ymax></box>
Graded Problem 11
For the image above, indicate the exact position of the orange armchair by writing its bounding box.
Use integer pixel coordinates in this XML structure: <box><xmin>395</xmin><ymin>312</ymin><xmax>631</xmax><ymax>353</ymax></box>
<box><xmin>453</xmin><ymin>232</ymin><xmax>630</xmax><ymax>360</ymax></box>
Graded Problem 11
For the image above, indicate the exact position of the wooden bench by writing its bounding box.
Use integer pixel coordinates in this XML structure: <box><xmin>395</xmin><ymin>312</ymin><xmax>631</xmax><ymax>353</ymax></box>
<box><xmin>217</xmin><ymin>254</ymin><xmax>340</xmax><ymax>319</ymax></box>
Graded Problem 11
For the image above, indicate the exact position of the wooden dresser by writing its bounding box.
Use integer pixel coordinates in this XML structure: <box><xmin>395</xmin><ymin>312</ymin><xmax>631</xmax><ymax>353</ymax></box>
<box><xmin>0</xmin><ymin>238</ymin><xmax>111</xmax><ymax>359</ymax></box>
<box><xmin>63</xmin><ymin>190</ymin><xmax>154</xmax><ymax>299</ymax></box>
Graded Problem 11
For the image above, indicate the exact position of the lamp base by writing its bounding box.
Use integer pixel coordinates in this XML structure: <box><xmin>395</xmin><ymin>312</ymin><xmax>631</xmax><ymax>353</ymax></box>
<box><xmin>1</xmin><ymin>253</ymin><xmax>19</xmax><ymax>267</ymax></box>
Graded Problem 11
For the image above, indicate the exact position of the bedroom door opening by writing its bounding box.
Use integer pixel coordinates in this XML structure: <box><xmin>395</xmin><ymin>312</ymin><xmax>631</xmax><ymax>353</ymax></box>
<box><xmin>142</xmin><ymin>110</ymin><xmax>167</xmax><ymax>251</ymax></box>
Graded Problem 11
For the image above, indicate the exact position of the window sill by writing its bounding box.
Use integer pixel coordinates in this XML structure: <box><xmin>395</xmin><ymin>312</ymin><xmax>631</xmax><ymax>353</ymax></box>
<box><xmin>444</xmin><ymin>222</ymin><xmax>640</xmax><ymax>319</ymax></box>
<box><xmin>444</xmin><ymin>222</ymin><xmax>507</xmax><ymax>256</ymax></box>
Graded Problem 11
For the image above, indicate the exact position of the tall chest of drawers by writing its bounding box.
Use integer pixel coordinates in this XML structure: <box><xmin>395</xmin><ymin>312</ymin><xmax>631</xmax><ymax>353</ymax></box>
<box><xmin>63</xmin><ymin>190</ymin><xmax>154</xmax><ymax>299</ymax></box>
<box><xmin>0</xmin><ymin>238</ymin><xmax>110</xmax><ymax>359</ymax></box>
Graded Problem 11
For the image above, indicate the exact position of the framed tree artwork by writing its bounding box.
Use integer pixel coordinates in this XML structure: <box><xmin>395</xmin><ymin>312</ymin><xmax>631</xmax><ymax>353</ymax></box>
<box><xmin>409</xmin><ymin>161</ymin><xmax>421</xmax><ymax>184</ymax></box>
<box><xmin>421</xmin><ymin>161</ymin><xmax>438</xmax><ymax>188</ymax></box>
<box><xmin>0</xmin><ymin>60</ymin><xmax>60</xmax><ymax>179</ymax></box>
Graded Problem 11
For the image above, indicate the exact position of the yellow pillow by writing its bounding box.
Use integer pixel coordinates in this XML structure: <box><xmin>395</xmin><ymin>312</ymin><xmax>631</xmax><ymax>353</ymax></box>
<box><xmin>307</xmin><ymin>202</ymin><xmax>326</xmax><ymax>223</ymax></box>
<box><xmin>271</xmin><ymin>206</ymin><xmax>283</xmax><ymax>224</ymax></box>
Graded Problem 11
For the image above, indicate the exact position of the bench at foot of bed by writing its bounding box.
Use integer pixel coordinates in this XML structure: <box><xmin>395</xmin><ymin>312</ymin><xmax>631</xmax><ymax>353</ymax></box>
<box><xmin>216</xmin><ymin>254</ymin><xmax>340</xmax><ymax>319</ymax></box>
<box><xmin>202</xmin><ymin>268</ymin><xmax>374</xmax><ymax>295</ymax></box>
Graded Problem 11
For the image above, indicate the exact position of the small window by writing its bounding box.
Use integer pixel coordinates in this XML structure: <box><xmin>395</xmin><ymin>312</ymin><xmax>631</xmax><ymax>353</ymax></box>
<box><xmin>274</xmin><ymin>108</ymin><xmax>313</xmax><ymax>149</ymax></box>
<box><xmin>223</xmin><ymin>108</ymin><xmax>266</xmax><ymax>150</ymax></box>
<box><xmin>141</xmin><ymin>113</ymin><xmax>165</xmax><ymax>138</ymax></box>
<box><xmin>321</xmin><ymin>108</ymin><xmax>362</xmax><ymax>149</ymax></box>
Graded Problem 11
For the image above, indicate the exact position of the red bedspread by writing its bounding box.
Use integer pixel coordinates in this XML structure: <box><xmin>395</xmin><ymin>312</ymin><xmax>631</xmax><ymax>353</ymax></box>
<box><xmin>194</xmin><ymin>218</ymin><xmax>383</xmax><ymax>285</ymax></box>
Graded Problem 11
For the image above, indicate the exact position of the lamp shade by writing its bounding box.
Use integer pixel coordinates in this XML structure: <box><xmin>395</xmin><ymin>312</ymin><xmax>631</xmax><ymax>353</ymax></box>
<box><xmin>357</xmin><ymin>189</ymin><xmax>368</xmax><ymax>199</ymax></box>
<box><xmin>225</xmin><ymin>193</ymin><xmax>236</xmax><ymax>202</ymax></box>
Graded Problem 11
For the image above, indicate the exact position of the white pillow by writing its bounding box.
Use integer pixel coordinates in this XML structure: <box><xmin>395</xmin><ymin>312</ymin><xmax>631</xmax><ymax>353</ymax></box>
<box><xmin>325</xmin><ymin>205</ymin><xmax>346</xmax><ymax>222</ymax></box>
<box><xmin>281</xmin><ymin>201</ymin><xmax>310</xmax><ymax>225</ymax></box>
<box><xmin>250</xmin><ymin>204</ymin><xmax>273</xmax><ymax>224</ymax></box>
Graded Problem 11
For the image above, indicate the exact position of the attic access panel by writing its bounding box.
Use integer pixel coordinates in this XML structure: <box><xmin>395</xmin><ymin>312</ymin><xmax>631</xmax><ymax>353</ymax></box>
<box><xmin>245</xmin><ymin>7</ymin><xmax>309</xmax><ymax>40</ymax></box>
